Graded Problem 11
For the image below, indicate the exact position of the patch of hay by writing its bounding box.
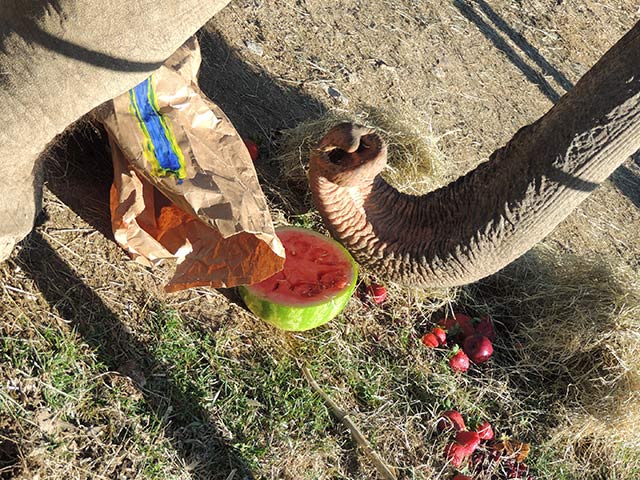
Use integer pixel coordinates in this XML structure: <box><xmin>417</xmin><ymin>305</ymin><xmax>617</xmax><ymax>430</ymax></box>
<box><xmin>467</xmin><ymin>244</ymin><xmax>640</xmax><ymax>476</ymax></box>
<box><xmin>272</xmin><ymin>107</ymin><xmax>446</xmax><ymax>206</ymax></box>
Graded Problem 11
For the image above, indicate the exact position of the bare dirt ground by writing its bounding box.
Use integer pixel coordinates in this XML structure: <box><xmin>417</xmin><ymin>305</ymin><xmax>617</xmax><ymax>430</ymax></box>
<box><xmin>1</xmin><ymin>1</ymin><xmax>639</xmax><ymax>479</ymax></box>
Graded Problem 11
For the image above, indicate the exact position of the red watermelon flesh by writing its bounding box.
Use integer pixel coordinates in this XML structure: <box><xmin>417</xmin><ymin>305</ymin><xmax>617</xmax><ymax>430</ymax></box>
<box><xmin>248</xmin><ymin>229</ymin><xmax>352</xmax><ymax>304</ymax></box>
<box><xmin>238</xmin><ymin>227</ymin><xmax>358</xmax><ymax>331</ymax></box>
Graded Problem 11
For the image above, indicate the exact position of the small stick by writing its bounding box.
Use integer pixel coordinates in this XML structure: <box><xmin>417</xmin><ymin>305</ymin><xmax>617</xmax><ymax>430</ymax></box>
<box><xmin>301</xmin><ymin>365</ymin><xmax>397</xmax><ymax>480</ymax></box>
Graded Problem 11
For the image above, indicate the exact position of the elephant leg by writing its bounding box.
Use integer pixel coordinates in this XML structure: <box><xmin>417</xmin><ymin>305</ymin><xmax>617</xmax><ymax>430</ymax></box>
<box><xmin>0</xmin><ymin>158</ymin><xmax>44</xmax><ymax>261</ymax></box>
<box><xmin>0</xmin><ymin>0</ymin><xmax>230</xmax><ymax>260</ymax></box>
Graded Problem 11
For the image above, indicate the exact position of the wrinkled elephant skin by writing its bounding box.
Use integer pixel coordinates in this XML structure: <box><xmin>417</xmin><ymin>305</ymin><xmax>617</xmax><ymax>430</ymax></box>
<box><xmin>309</xmin><ymin>22</ymin><xmax>640</xmax><ymax>287</ymax></box>
<box><xmin>0</xmin><ymin>0</ymin><xmax>230</xmax><ymax>259</ymax></box>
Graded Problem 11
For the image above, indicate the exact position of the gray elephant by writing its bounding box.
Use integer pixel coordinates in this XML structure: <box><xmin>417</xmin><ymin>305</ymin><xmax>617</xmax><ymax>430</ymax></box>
<box><xmin>1</xmin><ymin>1</ymin><xmax>638</xmax><ymax>287</ymax></box>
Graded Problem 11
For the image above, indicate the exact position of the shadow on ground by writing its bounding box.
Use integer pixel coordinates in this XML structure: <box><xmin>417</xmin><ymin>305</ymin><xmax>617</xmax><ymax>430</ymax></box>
<box><xmin>454</xmin><ymin>0</ymin><xmax>571</xmax><ymax>103</ymax></box>
<box><xmin>17</xmin><ymin>231</ymin><xmax>253</xmax><ymax>479</ymax></box>
<box><xmin>0</xmin><ymin>431</ymin><xmax>19</xmax><ymax>480</ymax></box>
<box><xmin>43</xmin><ymin>122</ymin><xmax>114</xmax><ymax>239</ymax></box>
<box><xmin>612</xmin><ymin>152</ymin><xmax>640</xmax><ymax>209</ymax></box>
<box><xmin>197</xmin><ymin>27</ymin><xmax>324</xmax><ymax>139</ymax></box>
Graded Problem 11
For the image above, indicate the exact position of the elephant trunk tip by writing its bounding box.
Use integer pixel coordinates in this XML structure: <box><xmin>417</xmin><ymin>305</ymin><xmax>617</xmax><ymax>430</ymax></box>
<box><xmin>310</xmin><ymin>122</ymin><xmax>388</xmax><ymax>188</ymax></box>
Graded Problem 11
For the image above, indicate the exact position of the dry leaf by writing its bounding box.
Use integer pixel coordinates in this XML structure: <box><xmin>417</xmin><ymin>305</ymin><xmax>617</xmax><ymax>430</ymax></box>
<box><xmin>493</xmin><ymin>439</ymin><xmax>531</xmax><ymax>462</ymax></box>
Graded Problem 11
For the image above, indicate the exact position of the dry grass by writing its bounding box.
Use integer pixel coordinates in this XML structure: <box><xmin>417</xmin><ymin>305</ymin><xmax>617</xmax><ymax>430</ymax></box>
<box><xmin>272</xmin><ymin>107</ymin><xmax>446</xmax><ymax>210</ymax></box>
<box><xmin>3</xmin><ymin>75</ymin><xmax>638</xmax><ymax>480</ymax></box>
<box><xmin>4</xmin><ymin>102</ymin><xmax>637</xmax><ymax>480</ymax></box>
<box><xmin>465</xmin><ymin>245</ymin><xmax>640</xmax><ymax>478</ymax></box>
<box><xmin>2</xmin><ymin>1</ymin><xmax>640</xmax><ymax>478</ymax></box>
<box><xmin>3</xmin><ymin>172</ymin><xmax>640</xmax><ymax>479</ymax></box>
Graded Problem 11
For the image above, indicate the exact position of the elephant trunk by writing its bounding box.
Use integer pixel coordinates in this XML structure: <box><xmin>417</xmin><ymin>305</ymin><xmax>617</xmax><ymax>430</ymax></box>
<box><xmin>308</xmin><ymin>22</ymin><xmax>640</xmax><ymax>287</ymax></box>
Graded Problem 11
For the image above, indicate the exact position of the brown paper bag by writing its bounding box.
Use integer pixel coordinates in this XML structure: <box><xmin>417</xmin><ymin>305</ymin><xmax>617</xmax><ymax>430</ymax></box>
<box><xmin>101</xmin><ymin>37</ymin><xmax>284</xmax><ymax>292</ymax></box>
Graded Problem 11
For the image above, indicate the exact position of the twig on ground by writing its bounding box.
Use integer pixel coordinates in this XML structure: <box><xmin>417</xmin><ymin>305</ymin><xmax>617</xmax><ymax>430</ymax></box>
<box><xmin>300</xmin><ymin>364</ymin><xmax>398</xmax><ymax>480</ymax></box>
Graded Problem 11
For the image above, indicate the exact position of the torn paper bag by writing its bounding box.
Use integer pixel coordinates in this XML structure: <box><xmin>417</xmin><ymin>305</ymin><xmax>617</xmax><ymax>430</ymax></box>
<box><xmin>101</xmin><ymin>37</ymin><xmax>284</xmax><ymax>292</ymax></box>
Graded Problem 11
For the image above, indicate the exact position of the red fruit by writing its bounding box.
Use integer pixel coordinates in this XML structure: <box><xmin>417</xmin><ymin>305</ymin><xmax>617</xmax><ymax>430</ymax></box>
<box><xmin>453</xmin><ymin>475</ymin><xmax>473</xmax><ymax>480</ymax></box>
<box><xmin>445</xmin><ymin>431</ymin><xmax>480</xmax><ymax>467</ymax></box>
<box><xmin>463</xmin><ymin>334</ymin><xmax>494</xmax><ymax>364</ymax></box>
<box><xmin>445</xmin><ymin>442</ymin><xmax>467</xmax><ymax>468</ymax></box>
<box><xmin>432</xmin><ymin>327</ymin><xmax>447</xmax><ymax>345</ymax></box>
<box><xmin>477</xmin><ymin>421</ymin><xmax>494</xmax><ymax>441</ymax></box>
<box><xmin>436</xmin><ymin>410</ymin><xmax>466</xmax><ymax>432</ymax></box>
<box><xmin>449</xmin><ymin>350</ymin><xmax>470</xmax><ymax>372</ymax></box>
<box><xmin>475</xmin><ymin>314</ymin><xmax>496</xmax><ymax>341</ymax></box>
<box><xmin>456</xmin><ymin>430</ymin><xmax>481</xmax><ymax>454</ymax></box>
<box><xmin>421</xmin><ymin>333</ymin><xmax>439</xmax><ymax>348</ymax></box>
<box><xmin>366</xmin><ymin>283</ymin><xmax>387</xmax><ymax>305</ymax></box>
<box><xmin>439</xmin><ymin>313</ymin><xmax>475</xmax><ymax>339</ymax></box>
<box><xmin>243</xmin><ymin>139</ymin><xmax>259</xmax><ymax>161</ymax></box>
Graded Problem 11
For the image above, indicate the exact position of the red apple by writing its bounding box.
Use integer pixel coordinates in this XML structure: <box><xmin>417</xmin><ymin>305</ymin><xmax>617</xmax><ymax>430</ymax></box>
<box><xmin>437</xmin><ymin>410</ymin><xmax>466</xmax><ymax>432</ymax></box>
<box><xmin>463</xmin><ymin>334</ymin><xmax>494</xmax><ymax>364</ymax></box>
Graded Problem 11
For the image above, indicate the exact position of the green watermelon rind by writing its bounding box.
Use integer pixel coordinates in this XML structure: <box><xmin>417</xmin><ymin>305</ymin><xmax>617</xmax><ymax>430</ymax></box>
<box><xmin>238</xmin><ymin>227</ymin><xmax>358</xmax><ymax>331</ymax></box>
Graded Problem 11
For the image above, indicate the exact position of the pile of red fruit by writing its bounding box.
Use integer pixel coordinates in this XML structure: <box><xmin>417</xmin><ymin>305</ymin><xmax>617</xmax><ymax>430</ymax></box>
<box><xmin>437</xmin><ymin>410</ymin><xmax>534</xmax><ymax>479</ymax></box>
<box><xmin>421</xmin><ymin>313</ymin><xmax>495</xmax><ymax>372</ymax></box>
<box><xmin>437</xmin><ymin>410</ymin><xmax>494</xmax><ymax>468</ymax></box>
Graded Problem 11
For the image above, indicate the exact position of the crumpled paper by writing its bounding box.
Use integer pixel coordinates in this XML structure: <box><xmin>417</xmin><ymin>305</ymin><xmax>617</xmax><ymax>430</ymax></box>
<box><xmin>101</xmin><ymin>37</ymin><xmax>284</xmax><ymax>292</ymax></box>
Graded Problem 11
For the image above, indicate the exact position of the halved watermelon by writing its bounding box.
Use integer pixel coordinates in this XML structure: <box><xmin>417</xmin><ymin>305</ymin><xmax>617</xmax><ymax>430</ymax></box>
<box><xmin>238</xmin><ymin>227</ymin><xmax>358</xmax><ymax>331</ymax></box>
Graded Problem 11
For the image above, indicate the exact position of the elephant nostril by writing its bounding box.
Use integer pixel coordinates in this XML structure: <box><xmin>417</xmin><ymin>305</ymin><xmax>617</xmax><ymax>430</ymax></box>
<box><xmin>328</xmin><ymin>148</ymin><xmax>349</xmax><ymax>164</ymax></box>
<box><xmin>315</xmin><ymin>126</ymin><xmax>386</xmax><ymax>176</ymax></box>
